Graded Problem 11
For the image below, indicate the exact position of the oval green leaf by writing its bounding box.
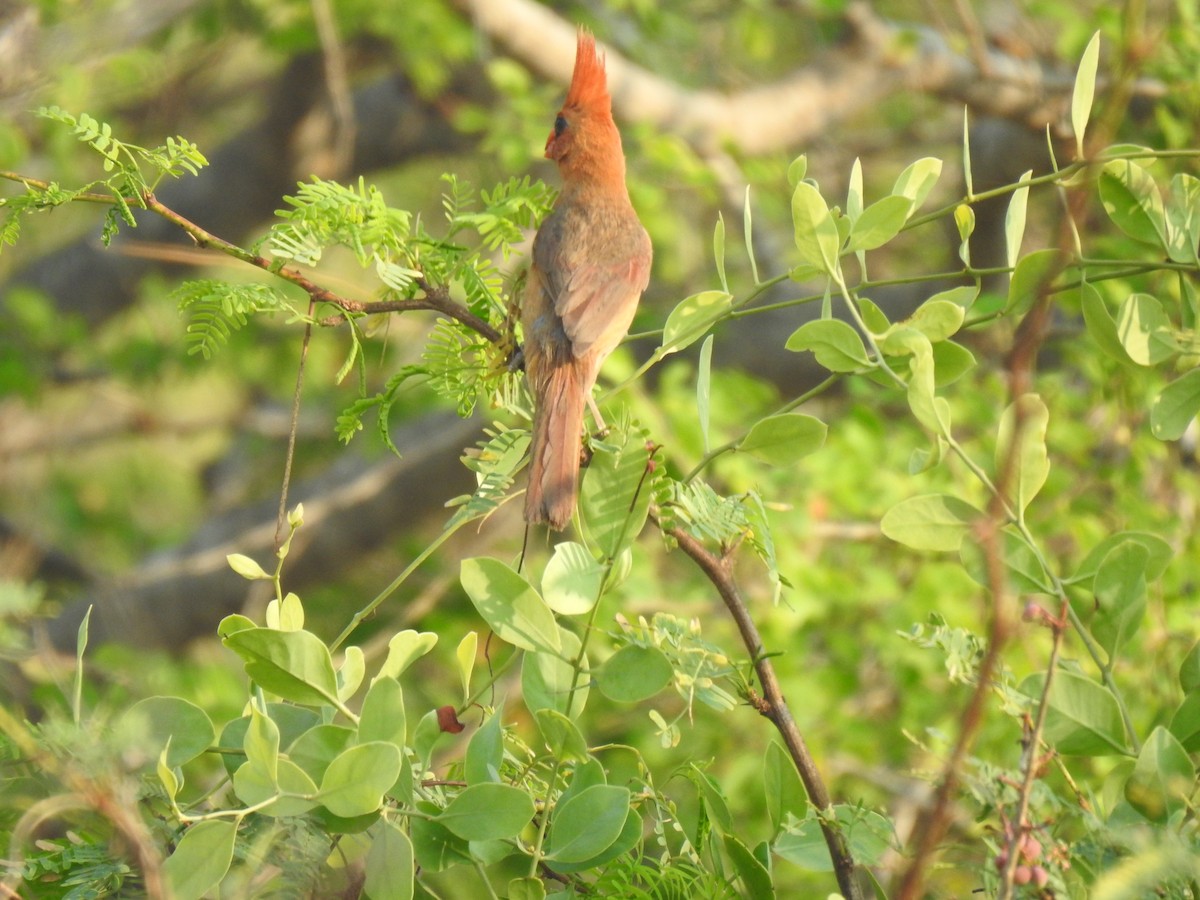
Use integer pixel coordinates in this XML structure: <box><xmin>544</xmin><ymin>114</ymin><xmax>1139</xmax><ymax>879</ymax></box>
<box><xmin>546</xmin><ymin>785</ymin><xmax>631</xmax><ymax>863</ymax></box>
<box><xmin>881</xmin><ymin>494</ymin><xmax>980</xmax><ymax>552</ymax></box>
<box><xmin>660</xmin><ymin>290</ymin><xmax>733</xmax><ymax>355</ymax></box>
<box><xmin>542</xmin><ymin>541</ymin><xmax>605</xmax><ymax>616</ymax></box>
<box><xmin>437</xmin><ymin>782</ymin><xmax>535</xmax><ymax>841</ymax></box>
<box><xmin>1151</xmin><ymin>368</ymin><xmax>1200</xmax><ymax>441</ymax></box>
<box><xmin>319</xmin><ymin>742</ymin><xmax>402</xmax><ymax>817</ymax></box>
<box><xmin>460</xmin><ymin>557</ymin><xmax>561</xmax><ymax>654</ymax></box>
<box><xmin>365</xmin><ymin>820</ymin><xmax>415</xmax><ymax>900</ymax></box>
<box><xmin>222</xmin><ymin>627</ymin><xmax>339</xmax><ymax>707</ymax></box>
<box><xmin>164</xmin><ymin>820</ymin><xmax>236</xmax><ymax>900</ymax></box>
<box><xmin>596</xmin><ymin>644</ymin><xmax>673</xmax><ymax>703</ymax></box>
<box><xmin>785</xmin><ymin>319</ymin><xmax>871</xmax><ymax>372</ymax></box>
<box><xmin>1019</xmin><ymin>670</ymin><xmax>1129</xmax><ymax>755</ymax></box>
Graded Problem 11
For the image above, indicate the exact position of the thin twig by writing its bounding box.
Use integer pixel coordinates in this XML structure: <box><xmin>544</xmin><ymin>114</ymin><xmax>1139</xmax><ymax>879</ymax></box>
<box><xmin>997</xmin><ymin>600</ymin><xmax>1067</xmax><ymax>899</ymax></box>
<box><xmin>276</xmin><ymin>299</ymin><xmax>315</xmax><ymax>547</ymax></box>
<box><xmin>653</xmin><ymin>512</ymin><xmax>864</xmax><ymax>900</ymax></box>
<box><xmin>310</xmin><ymin>0</ymin><xmax>356</xmax><ymax>177</ymax></box>
<box><xmin>896</xmin><ymin>240</ymin><xmax>1063</xmax><ymax>900</ymax></box>
<box><xmin>0</xmin><ymin>172</ymin><xmax>502</xmax><ymax>345</ymax></box>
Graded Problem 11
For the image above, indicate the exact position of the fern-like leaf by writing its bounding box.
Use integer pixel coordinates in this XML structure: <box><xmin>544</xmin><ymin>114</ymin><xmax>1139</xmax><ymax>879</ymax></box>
<box><xmin>174</xmin><ymin>280</ymin><xmax>291</xmax><ymax>359</ymax></box>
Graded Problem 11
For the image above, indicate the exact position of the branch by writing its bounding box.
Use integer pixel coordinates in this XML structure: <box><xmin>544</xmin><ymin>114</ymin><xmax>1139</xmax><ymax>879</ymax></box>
<box><xmin>653</xmin><ymin>512</ymin><xmax>864</xmax><ymax>900</ymax></box>
<box><xmin>454</xmin><ymin>0</ymin><xmax>1163</xmax><ymax>154</ymax></box>
<box><xmin>0</xmin><ymin>170</ymin><xmax>504</xmax><ymax>346</ymax></box>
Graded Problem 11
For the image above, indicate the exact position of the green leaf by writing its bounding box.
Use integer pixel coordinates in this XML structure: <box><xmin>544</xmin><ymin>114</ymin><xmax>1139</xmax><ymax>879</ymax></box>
<box><xmin>217</xmin><ymin>614</ymin><xmax>256</xmax><ymax>638</ymax></box>
<box><xmin>223</xmin><ymin>628</ymin><xmax>340</xmax><ymax>707</ymax></box>
<box><xmin>659</xmin><ymin>290</ymin><xmax>734</xmax><ymax>355</ymax></box>
<box><xmin>846</xmin><ymin>157</ymin><xmax>864</xmax><ymax>222</ymax></box>
<box><xmin>1099</xmin><ymin>159</ymin><xmax>1167</xmax><ymax>247</ymax></box>
<box><xmin>549</xmin><ymin>807</ymin><xmax>643</xmax><ymax>874</ymax></box>
<box><xmin>336</xmin><ymin>645</ymin><xmax>364</xmax><ymax>701</ymax></box>
<box><xmin>580</xmin><ymin>437</ymin><xmax>652</xmax><ymax>560</ymax></box>
<box><xmin>227</xmin><ymin>552</ymin><xmax>270</xmax><ymax>580</ymax></box>
<box><xmin>1004</xmin><ymin>170</ymin><xmax>1033</xmax><ymax>268</ymax></box>
<box><xmin>1071</xmin><ymin>531</ymin><xmax>1172</xmax><ymax>586</ymax></box>
<box><xmin>725</xmin><ymin>834</ymin><xmax>775</xmax><ymax>899</ymax></box>
<box><xmin>1181</xmin><ymin>642</ymin><xmax>1200</xmax><ymax>694</ymax></box>
<box><xmin>881</xmin><ymin>494</ymin><xmax>980</xmax><ymax>552</ymax></box>
<box><xmin>744</xmin><ymin>185</ymin><xmax>760</xmax><ymax>283</ymax></box>
<box><xmin>596</xmin><ymin>644</ymin><xmax>673</xmax><ymax>703</ymax></box>
<box><xmin>164</xmin><ymin>820</ymin><xmax>236</xmax><ymax>900</ymax></box>
<box><xmin>522</xmin><ymin>627</ymin><xmax>588</xmax><ymax>718</ymax></box>
<box><xmin>785</xmin><ymin>319</ymin><xmax>871</xmax><ymax>372</ymax></box>
<box><xmin>1124</xmin><ymin>726</ymin><xmax>1194</xmax><ymax>822</ymax></box>
<box><xmin>689</xmin><ymin>765</ymin><xmax>733</xmax><ymax>833</ymax></box>
<box><xmin>243</xmin><ymin>704</ymin><xmax>280</xmax><ymax>783</ymax></box>
<box><xmin>460</xmin><ymin>557</ymin><xmax>561</xmax><ymax>654</ymax></box>
<box><xmin>774</xmin><ymin>806</ymin><xmax>894</xmax><ymax>871</ymax></box>
<box><xmin>1091</xmin><ymin>541</ymin><xmax>1149</xmax><ymax>662</ymax></box>
<box><xmin>466</xmin><ymin>710</ymin><xmax>504</xmax><ymax>784</ymax></box>
<box><xmin>698</xmin><ymin>334</ymin><xmax>713</xmax><ymax>455</ymax></box>
<box><xmin>508</xmin><ymin>876</ymin><xmax>547</xmax><ymax>900</ymax></box>
<box><xmin>846</xmin><ymin>195</ymin><xmax>912</xmax><ymax>252</ymax></box>
<box><xmin>319</xmin><ymin>742</ymin><xmax>402</xmax><ymax>817</ymax></box>
<box><xmin>358</xmin><ymin>676</ymin><xmax>406</xmax><ymax>747</ymax></box>
<box><xmin>1071</xmin><ymin>32</ymin><xmax>1101</xmax><ymax>157</ymax></box>
<box><xmin>1169</xmin><ymin>691</ymin><xmax>1200</xmax><ymax>752</ymax></box>
<box><xmin>546</xmin><ymin>785</ymin><xmax>631</xmax><ymax>862</ymax></box>
<box><xmin>410</xmin><ymin>810</ymin><xmax>472</xmax><ymax>872</ymax></box>
<box><xmin>455</xmin><ymin>631</ymin><xmax>477</xmax><ymax>705</ymax></box>
<box><xmin>786</xmin><ymin>155</ymin><xmax>807</xmax><ymax>187</ymax></box>
<box><xmin>902</xmin><ymin>336</ymin><xmax>948</xmax><ymax>434</ymax></box>
<box><xmin>535</xmin><ymin>708</ymin><xmax>589</xmax><ymax>762</ymax></box>
<box><xmin>955</xmin><ymin>204</ymin><xmax>975</xmax><ymax>266</ymax></box>
<box><xmin>1165</xmin><ymin>173</ymin><xmax>1200</xmax><ymax>265</ymax></box>
<box><xmin>233</xmin><ymin>757</ymin><xmax>319</xmax><ymax>817</ymax></box>
<box><xmin>1020</xmin><ymin>670</ymin><xmax>1129</xmax><ymax>755</ymax></box>
<box><xmin>365</xmin><ymin>820</ymin><xmax>414</xmax><ymax>900</ymax></box>
<box><xmin>1151</xmin><ymin>368</ymin><xmax>1200</xmax><ymax>441</ymax></box>
<box><xmin>764</xmin><ymin>741</ymin><xmax>808</xmax><ymax>838</ymax></box>
<box><xmin>995</xmin><ymin>393</ymin><xmax>1050</xmax><ymax>514</ymax></box>
<box><xmin>1117</xmin><ymin>293</ymin><xmax>1178</xmax><ymax>365</ymax></box>
<box><xmin>1006</xmin><ymin>248</ymin><xmax>1067</xmax><ymax>316</ymax></box>
<box><xmin>378</xmin><ymin>629</ymin><xmax>439</xmax><ymax>679</ymax></box>
<box><xmin>960</xmin><ymin>527</ymin><xmax>1053</xmax><ymax>594</ymax></box>
<box><xmin>542</xmin><ymin>541</ymin><xmax>606</xmax><ymax>616</ymax></box>
<box><xmin>905</xmin><ymin>299</ymin><xmax>966</xmax><ymax>344</ymax></box>
<box><xmin>437</xmin><ymin>783</ymin><xmax>535</xmax><ymax>841</ymax></box>
<box><xmin>287</xmin><ymin>724</ymin><xmax>355</xmax><ymax>783</ymax></box>
<box><xmin>791</xmin><ymin>181</ymin><xmax>840</xmax><ymax>275</ymax></box>
<box><xmin>1080</xmin><ymin>283</ymin><xmax>1135</xmax><ymax>365</ymax></box>
<box><xmin>738</xmin><ymin>414</ymin><xmax>827</xmax><ymax>466</ymax></box>
<box><xmin>891</xmin><ymin>157</ymin><xmax>942</xmax><ymax>212</ymax></box>
<box><xmin>121</xmin><ymin>697</ymin><xmax>215</xmax><ymax>769</ymax></box>
<box><xmin>932</xmin><ymin>340</ymin><xmax>976</xmax><ymax>386</ymax></box>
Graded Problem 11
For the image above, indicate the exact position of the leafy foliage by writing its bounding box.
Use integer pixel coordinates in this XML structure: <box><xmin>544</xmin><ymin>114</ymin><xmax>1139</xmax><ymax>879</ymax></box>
<box><xmin>3</xmin><ymin>20</ymin><xmax>1200</xmax><ymax>900</ymax></box>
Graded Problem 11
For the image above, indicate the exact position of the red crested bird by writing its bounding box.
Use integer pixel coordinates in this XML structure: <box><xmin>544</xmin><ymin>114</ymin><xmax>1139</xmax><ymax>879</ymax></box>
<box><xmin>522</xmin><ymin>29</ymin><xmax>652</xmax><ymax>529</ymax></box>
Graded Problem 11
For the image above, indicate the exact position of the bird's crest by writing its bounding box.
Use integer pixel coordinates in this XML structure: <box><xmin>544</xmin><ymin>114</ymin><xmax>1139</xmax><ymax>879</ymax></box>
<box><xmin>563</xmin><ymin>29</ymin><xmax>611</xmax><ymax>113</ymax></box>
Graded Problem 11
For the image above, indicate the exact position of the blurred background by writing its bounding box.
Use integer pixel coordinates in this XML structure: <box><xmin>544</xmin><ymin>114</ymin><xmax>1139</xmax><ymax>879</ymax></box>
<box><xmin>0</xmin><ymin>0</ymin><xmax>1197</xmax><ymax>894</ymax></box>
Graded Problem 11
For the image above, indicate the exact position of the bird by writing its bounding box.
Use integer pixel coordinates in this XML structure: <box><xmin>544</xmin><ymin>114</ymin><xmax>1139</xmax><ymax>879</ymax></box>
<box><xmin>522</xmin><ymin>28</ymin><xmax>652</xmax><ymax>530</ymax></box>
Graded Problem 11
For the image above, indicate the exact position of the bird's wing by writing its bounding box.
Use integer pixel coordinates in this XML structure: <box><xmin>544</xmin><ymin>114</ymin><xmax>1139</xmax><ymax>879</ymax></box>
<box><xmin>536</xmin><ymin>224</ymin><xmax>651</xmax><ymax>359</ymax></box>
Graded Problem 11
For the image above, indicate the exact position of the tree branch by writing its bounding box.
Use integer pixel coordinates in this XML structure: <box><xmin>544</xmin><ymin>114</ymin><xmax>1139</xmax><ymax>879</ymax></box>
<box><xmin>455</xmin><ymin>0</ymin><xmax>1162</xmax><ymax>154</ymax></box>
<box><xmin>654</xmin><ymin>512</ymin><xmax>864</xmax><ymax>900</ymax></box>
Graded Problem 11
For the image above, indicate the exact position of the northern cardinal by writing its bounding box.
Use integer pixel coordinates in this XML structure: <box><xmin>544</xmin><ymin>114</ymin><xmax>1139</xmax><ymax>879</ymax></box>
<box><xmin>522</xmin><ymin>29</ymin><xmax>652</xmax><ymax>529</ymax></box>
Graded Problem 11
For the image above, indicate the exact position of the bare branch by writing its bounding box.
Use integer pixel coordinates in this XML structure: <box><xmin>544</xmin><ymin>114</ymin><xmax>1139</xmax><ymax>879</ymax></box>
<box><xmin>654</xmin><ymin>511</ymin><xmax>865</xmax><ymax>900</ymax></box>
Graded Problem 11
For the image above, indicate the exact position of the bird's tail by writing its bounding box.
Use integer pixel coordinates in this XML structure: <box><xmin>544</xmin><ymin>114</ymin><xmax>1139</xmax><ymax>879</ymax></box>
<box><xmin>525</xmin><ymin>363</ymin><xmax>585</xmax><ymax>530</ymax></box>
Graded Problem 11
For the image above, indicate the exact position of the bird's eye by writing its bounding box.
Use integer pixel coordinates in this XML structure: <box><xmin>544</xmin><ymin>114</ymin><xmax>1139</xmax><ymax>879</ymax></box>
<box><xmin>554</xmin><ymin>114</ymin><xmax>568</xmax><ymax>136</ymax></box>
